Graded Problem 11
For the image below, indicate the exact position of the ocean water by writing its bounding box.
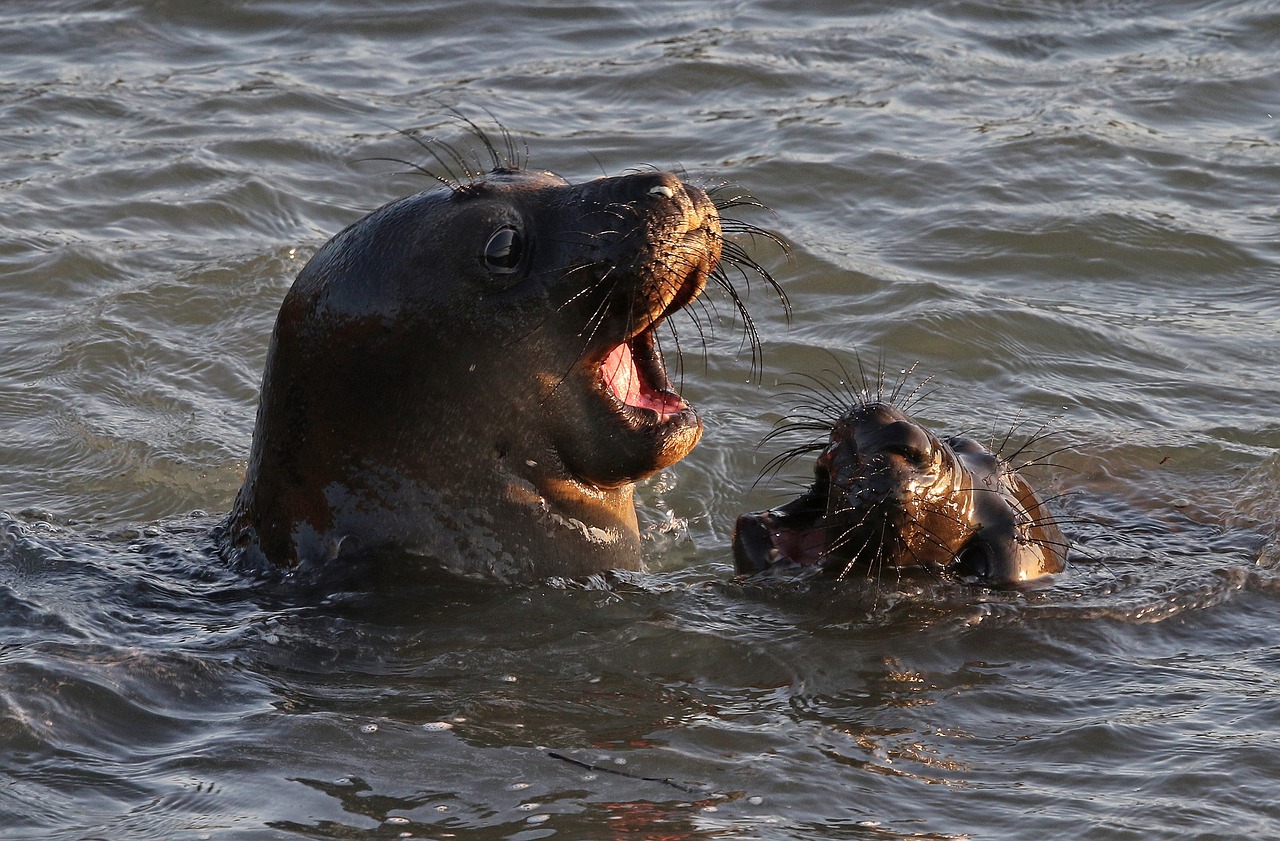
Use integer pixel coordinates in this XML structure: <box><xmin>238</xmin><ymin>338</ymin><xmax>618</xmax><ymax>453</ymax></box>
<box><xmin>2</xmin><ymin>1</ymin><xmax>1278</xmax><ymax>838</ymax></box>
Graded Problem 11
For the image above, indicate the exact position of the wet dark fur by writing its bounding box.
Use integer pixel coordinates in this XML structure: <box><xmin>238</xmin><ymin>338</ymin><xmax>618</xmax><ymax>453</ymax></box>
<box><xmin>736</xmin><ymin>362</ymin><xmax>1072</xmax><ymax>588</ymax></box>
<box><xmin>224</xmin><ymin>114</ymin><xmax>789</xmax><ymax>579</ymax></box>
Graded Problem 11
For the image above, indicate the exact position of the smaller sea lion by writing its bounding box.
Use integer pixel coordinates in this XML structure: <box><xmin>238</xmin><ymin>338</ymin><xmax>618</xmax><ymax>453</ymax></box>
<box><xmin>733</xmin><ymin>377</ymin><xmax>1068</xmax><ymax>587</ymax></box>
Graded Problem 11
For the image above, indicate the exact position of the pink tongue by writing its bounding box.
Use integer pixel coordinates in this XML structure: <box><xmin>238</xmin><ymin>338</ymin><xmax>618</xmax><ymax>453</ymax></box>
<box><xmin>602</xmin><ymin>342</ymin><xmax>684</xmax><ymax>416</ymax></box>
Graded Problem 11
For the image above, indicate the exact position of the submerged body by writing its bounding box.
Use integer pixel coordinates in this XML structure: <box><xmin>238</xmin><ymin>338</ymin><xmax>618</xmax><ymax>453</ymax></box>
<box><xmin>734</xmin><ymin>400</ymin><xmax>1067</xmax><ymax>587</ymax></box>
<box><xmin>224</xmin><ymin>159</ymin><xmax>738</xmax><ymax>581</ymax></box>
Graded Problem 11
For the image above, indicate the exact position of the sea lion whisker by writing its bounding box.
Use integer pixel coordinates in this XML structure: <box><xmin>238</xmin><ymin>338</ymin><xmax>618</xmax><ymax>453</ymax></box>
<box><xmin>759</xmin><ymin>416</ymin><xmax>834</xmax><ymax>441</ymax></box>
<box><xmin>811</xmin><ymin>363</ymin><xmax>877</xmax><ymax>413</ymax></box>
<box><xmin>915</xmin><ymin>513</ymin><xmax>978</xmax><ymax>554</ymax></box>
<box><xmin>758</xmin><ymin>415</ymin><xmax>829</xmax><ymax>440</ymax></box>
<box><xmin>863</xmin><ymin>519</ymin><xmax>897</xmax><ymax>584</ymax></box>
<box><xmin>777</xmin><ymin>400</ymin><xmax>842</xmax><ymax>424</ymax></box>
<box><xmin>371</xmin><ymin>122</ymin><xmax>467</xmax><ymax>188</ymax></box>
<box><xmin>676</xmin><ymin>295</ymin><xmax>720</xmax><ymax>357</ymax></box>
<box><xmin>899</xmin><ymin>382</ymin><xmax>946</xmax><ymax>415</ymax></box>
<box><xmin>755</xmin><ymin>442</ymin><xmax>827</xmax><ymax>487</ymax></box>
<box><xmin>704</xmin><ymin>183</ymin><xmax>768</xmax><ymax>210</ymax></box>
<box><xmin>719</xmin><ymin>220</ymin><xmax>790</xmax><ymax>265</ymax></box>
<box><xmin>499</xmin><ymin>263</ymin><xmax>612</xmax><ymax>348</ymax></box>
<box><xmin>834</xmin><ymin>532</ymin><xmax>876</xmax><ymax>582</ymax></box>
<box><xmin>885</xmin><ymin>361</ymin><xmax>922</xmax><ymax>407</ymax></box>
<box><xmin>708</xmin><ymin>268</ymin><xmax>765</xmax><ymax>375</ymax></box>
<box><xmin>767</xmin><ymin>398</ymin><xmax>840</xmax><ymax>422</ymax></box>
<box><xmin>354</xmin><ymin>154</ymin><xmax>460</xmax><ymax>189</ymax></box>
<box><xmin>1006</xmin><ymin>440</ymin><xmax>1077</xmax><ymax>472</ymax></box>
<box><xmin>462</xmin><ymin>106</ymin><xmax>527</xmax><ymax>171</ymax></box>
<box><xmin>896</xmin><ymin>373</ymin><xmax>941</xmax><ymax>415</ymax></box>
<box><xmin>412</xmin><ymin>133</ymin><xmax>482</xmax><ymax>185</ymax></box>
<box><xmin>570</xmin><ymin>268</ymin><xmax>627</xmax><ymax>346</ymax></box>
<box><xmin>824</xmin><ymin>508</ymin><xmax>881</xmax><ymax>557</ymax></box>
<box><xmin>708</xmin><ymin>193</ymin><xmax>767</xmax><ymax>212</ymax></box>
<box><xmin>719</xmin><ymin>238</ymin><xmax>791</xmax><ymax>314</ymax></box>
<box><xmin>440</xmin><ymin>106</ymin><xmax>508</xmax><ymax>171</ymax></box>
<box><xmin>987</xmin><ymin>406</ymin><xmax>1028</xmax><ymax>456</ymax></box>
<box><xmin>1013</xmin><ymin>460</ymin><xmax>1087</xmax><ymax>482</ymax></box>
<box><xmin>1022</xmin><ymin>489</ymin><xmax>1082</xmax><ymax>510</ymax></box>
<box><xmin>776</xmin><ymin>373</ymin><xmax>857</xmax><ymax>420</ymax></box>
<box><xmin>548</xmin><ymin>272</ymin><xmax>638</xmax><ymax>403</ymax></box>
<box><xmin>568</xmin><ymin>273</ymin><xmax>623</xmax><ymax>337</ymax></box>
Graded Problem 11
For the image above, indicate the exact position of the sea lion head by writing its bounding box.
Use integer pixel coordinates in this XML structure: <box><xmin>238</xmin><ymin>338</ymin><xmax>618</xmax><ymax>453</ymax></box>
<box><xmin>227</xmin><ymin>144</ymin><xmax>781</xmax><ymax>580</ymax></box>
<box><xmin>733</xmin><ymin>395</ymin><xmax>1067</xmax><ymax>587</ymax></box>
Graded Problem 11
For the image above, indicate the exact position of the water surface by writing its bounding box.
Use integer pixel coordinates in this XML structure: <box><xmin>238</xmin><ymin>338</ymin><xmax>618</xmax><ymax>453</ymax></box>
<box><xmin>2</xmin><ymin>1</ymin><xmax>1278</xmax><ymax>838</ymax></box>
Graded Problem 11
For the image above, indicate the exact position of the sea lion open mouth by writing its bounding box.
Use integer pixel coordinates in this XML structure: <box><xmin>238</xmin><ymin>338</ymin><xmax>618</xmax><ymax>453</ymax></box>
<box><xmin>600</xmin><ymin>328</ymin><xmax>687</xmax><ymax>423</ymax></box>
<box><xmin>595</xmin><ymin>233</ymin><xmax>710</xmax><ymax>427</ymax></box>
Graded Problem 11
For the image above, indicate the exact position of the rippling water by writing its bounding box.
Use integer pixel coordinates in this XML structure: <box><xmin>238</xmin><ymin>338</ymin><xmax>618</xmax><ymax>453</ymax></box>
<box><xmin>2</xmin><ymin>1</ymin><xmax>1278</xmax><ymax>838</ymax></box>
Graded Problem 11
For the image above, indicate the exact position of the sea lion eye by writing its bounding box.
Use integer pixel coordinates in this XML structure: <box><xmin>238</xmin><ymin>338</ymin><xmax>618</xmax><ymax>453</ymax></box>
<box><xmin>879</xmin><ymin>421</ymin><xmax>933</xmax><ymax>466</ymax></box>
<box><xmin>887</xmin><ymin>443</ymin><xmax>929</xmax><ymax>466</ymax></box>
<box><xmin>483</xmin><ymin>226</ymin><xmax>523</xmax><ymax>274</ymax></box>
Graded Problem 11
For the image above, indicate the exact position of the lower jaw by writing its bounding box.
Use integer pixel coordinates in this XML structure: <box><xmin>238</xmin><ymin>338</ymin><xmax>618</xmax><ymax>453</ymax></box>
<box><xmin>612</xmin><ymin>407</ymin><xmax>703</xmax><ymax>477</ymax></box>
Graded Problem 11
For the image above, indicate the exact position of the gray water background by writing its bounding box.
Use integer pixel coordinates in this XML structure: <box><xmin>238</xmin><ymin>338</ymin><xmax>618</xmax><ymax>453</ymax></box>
<box><xmin>2</xmin><ymin>1</ymin><xmax>1279</xmax><ymax>838</ymax></box>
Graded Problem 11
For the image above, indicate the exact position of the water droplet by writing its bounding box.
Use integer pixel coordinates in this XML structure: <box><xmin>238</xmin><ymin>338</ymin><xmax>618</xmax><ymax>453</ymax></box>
<box><xmin>507</xmin><ymin>782</ymin><xmax>530</xmax><ymax>790</ymax></box>
<box><xmin>386</xmin><ymin>816</ymin><xmax>410</xmax><ymax>825</ymax></box>
<box><xmin>748</xmin><ymin>796</ymin><xmax>763</xmax><ymax>805</ymax></box>
<box><xmin>422</xmin><ymin>721</ymin><xmax>454</xmax><ymax>732</ymax></box>
<box><xmin>361</xmin><ymin>723</ymin><xmax>378</xmax><ymax>733</ymax></box>
<box><xmin>526</xmin><ymin>814</ymin><xmax>550</xmax><ymax>824</ymax></box>
<box><xmin>517</xmin><ymin>802</ymin><xmax>540</xmax><ymax>811</ymax></box>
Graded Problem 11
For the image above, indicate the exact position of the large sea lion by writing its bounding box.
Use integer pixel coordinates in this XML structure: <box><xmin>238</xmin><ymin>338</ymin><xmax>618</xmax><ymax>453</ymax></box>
<box><xmin>223</xmin><ymin>129</ymin><xmax>780</xmax><ymax>582</ymax></box>
<box><xmin>733</xmin><ymin>379</ymin><xmax>1068</xmax><ymax>587</ymax></box>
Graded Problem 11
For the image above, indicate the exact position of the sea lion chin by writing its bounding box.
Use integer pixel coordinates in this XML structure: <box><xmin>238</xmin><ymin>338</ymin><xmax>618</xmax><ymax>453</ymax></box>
<box><xmin>224</xmin><ymin>160</ymin><xmax>761</xmax><ymax>582</ymax></box>
<box><xmin>733</xmin><ymin>396</ymin><xmax>1068</xmax><ymax>588</ymax></box>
